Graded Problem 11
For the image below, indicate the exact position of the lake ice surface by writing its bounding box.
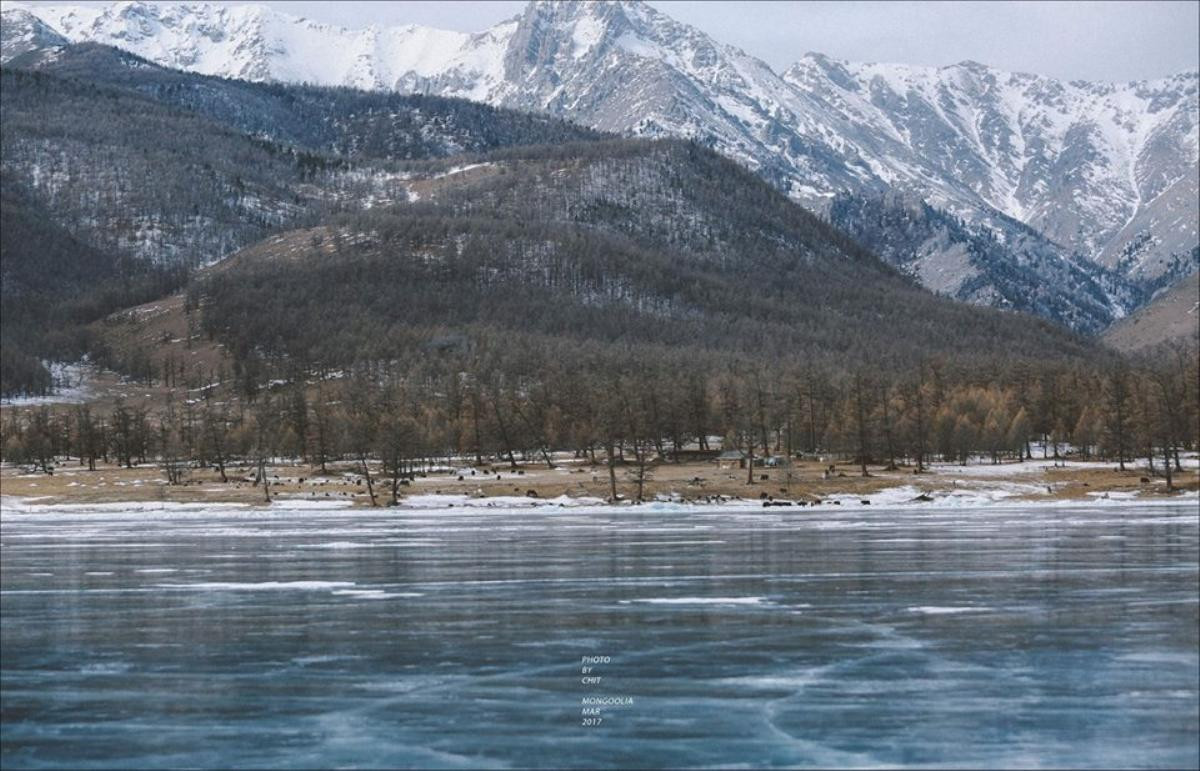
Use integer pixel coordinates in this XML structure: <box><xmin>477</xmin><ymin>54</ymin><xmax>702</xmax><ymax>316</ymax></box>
<box><xmin>1</xmin><ymin>501</ymin><xmax>1197</xmax><ymax>768</ymax></box>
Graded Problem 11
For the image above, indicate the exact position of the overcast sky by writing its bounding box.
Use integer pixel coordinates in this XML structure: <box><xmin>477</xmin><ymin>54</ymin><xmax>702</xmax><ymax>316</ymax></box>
<box><xmin>21</xmin><ymin>1</ymin><xmax>1200</xmax><ymax>81</ymax></box>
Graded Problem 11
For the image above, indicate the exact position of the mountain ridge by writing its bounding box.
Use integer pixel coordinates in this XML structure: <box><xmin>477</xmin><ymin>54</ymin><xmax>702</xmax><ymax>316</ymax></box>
<box><xmin>0</xmin><ymin>44</ymin><xmax>601</xmax><ymax>394</ymax></box>
<box><xmin>2</xmin><ymin>0</ymin><xmax>1197</xmax><ymax>332</ymax></box>
<box><xmin>5</xmin><ymin>1</ymin><xmax>1193</xmax><ymax>271</ymax></box>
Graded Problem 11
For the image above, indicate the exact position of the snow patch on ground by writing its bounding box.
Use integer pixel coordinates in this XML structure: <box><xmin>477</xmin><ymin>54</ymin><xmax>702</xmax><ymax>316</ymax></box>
<box><xmin>396</xmin><ymin>493</ymin><xmax>609</xmax><ymax>509</ymax></box>
<box><xmin>620</xmin><ymin>596</ymin><xmax>769</xmax><ymax>606</ymax></box>
<box><xmin>908</xmin><ymin>606</ymin><xmax>993</xmax><ymax>615</ymax></box>
<box><xmin>329</xmin><ymin>589</ymin><xmax>424</xmax><ymax>599</ymax></box>
<box><xmin>432</xmin><ymin>162</ymin><xmax>491</xmax><ymax>179</ymax></box>
<box><xmin>156</xmin><ymin>581</ymin><xmax>356</xmax><ymax>591</ymax></box>
<box><xmin>2</xmin><ymin>483</ymin><xmax>1196</xmax><ymax>520</ymax></box>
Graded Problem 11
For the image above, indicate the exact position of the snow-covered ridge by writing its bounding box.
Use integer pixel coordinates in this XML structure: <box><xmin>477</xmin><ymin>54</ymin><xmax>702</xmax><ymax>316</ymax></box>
<box><xmin>0</xmin><ymin>0</ymin><xmax>513</xmax><ymax>97</ymax></box>
<box><xmin>3</xmin><ymin>0</ymin><xmax>1196</xmax><ymax>301</ymax></box>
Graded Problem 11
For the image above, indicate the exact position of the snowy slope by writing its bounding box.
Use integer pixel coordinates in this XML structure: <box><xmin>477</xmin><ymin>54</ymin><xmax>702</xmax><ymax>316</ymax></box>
<box><xmin>4</xmin><ymin>0</ymin><xmax>1197</xmax><ymax>320</ymax></box>
<box><xmin>783</xmin><ymin>55</ymin><xmax>1199</xmax><ymax>282</ymax></box>
<box><xmin>0</xmin><ymin>6</ymin><xmax>68</xmax><ymax>60</ymax></box>
<box><xmin>0</xmin><ymin>1</ymin><xmax>514</xmax><ymax>94</ymax></box>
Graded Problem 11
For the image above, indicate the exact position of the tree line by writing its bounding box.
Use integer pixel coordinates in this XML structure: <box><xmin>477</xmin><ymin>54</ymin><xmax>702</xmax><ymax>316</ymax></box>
<box><xmin>4</xmin><ymin>342</ymin><xmax>1195</xmax><ymax>502</ymax></box>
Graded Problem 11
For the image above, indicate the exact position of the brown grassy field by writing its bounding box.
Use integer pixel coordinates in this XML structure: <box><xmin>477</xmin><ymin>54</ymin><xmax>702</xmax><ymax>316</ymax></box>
<box><xmin>3</xmin><ymin>456</ymin><xmax>1195</xmax><ymax>509</ymax></box>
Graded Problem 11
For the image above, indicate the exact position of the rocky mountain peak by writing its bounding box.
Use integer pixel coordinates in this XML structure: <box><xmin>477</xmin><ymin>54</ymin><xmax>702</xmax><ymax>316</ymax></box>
<box><xmin>503</xmin><ymin>0</ymin><xmax>628</xmax><ymax>77</ymax></box>
<box><xmin>0</xmin><ymin>7</ymin><xmax>68</xmax><ymax>62</ymax></box>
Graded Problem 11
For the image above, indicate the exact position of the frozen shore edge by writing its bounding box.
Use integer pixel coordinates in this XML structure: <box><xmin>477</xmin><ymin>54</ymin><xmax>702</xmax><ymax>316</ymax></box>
<box><xmin>3</xmin><ymin>486</ymin><xmax>1197</xmax><ymax>517</ymax></box>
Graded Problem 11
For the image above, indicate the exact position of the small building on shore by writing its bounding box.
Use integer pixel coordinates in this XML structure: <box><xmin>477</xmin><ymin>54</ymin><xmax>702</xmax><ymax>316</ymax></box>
<box><xmin>715</xmin><ymin>450</ymin><xmax>747</xmax><ymax>469</ymax></box>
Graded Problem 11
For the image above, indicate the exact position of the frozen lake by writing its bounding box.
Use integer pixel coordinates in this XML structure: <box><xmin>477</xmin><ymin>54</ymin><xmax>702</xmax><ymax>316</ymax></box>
<box><xmin>2</xmin><ymin>500</ymin><xmax>1197</xmax><ymax>768</ymax></box>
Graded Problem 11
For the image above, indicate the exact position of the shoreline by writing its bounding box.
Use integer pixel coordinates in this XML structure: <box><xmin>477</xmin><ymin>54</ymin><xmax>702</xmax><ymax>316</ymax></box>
<box><xmin>3</xmin><ymin>455</ymin><xmax>1197</xmax><ymax>515</ymax></box>
<box><xmin>4</xmin><ymin>484</ymin><xmax>1197</xmax><ymax>517</ymax></box>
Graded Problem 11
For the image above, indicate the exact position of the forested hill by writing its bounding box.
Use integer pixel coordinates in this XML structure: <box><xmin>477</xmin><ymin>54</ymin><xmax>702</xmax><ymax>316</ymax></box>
<box><xmin>393</xmin><ymin>138</ymin><xmax>884</xmax><ymax>272</ymax></box>
<box><xmin>0</xmin><ymin>45</ymin><xmax>602</xmax><ymax>396</ymax></box>
<box><xmin>7</xmin><ymin>43</ymin><xmax>604</xmax><ymax>163</ymax></box>
<box><xmin>0</xmin><ymin>182</ymin><xmax>185</xmax><ymax>396</ymax></box>
<box><xmin>189</xmin><ymin>139</ymin><xmax>1101</xmax><ymax>390</ymax></box>
<box><xmin>1</xmin><ymin>44</ymin><xmax>605</xmax><ymax>270</ymax></box>
<box><xmin>3</xmin><ymin>42</ymin><xmax>1102</xmax><ymax>400</ymax></box>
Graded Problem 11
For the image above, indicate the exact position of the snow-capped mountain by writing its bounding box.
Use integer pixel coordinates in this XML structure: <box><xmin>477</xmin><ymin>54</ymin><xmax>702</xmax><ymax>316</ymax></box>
<box><xmin>782</xmin><ymin>55</ymin><xmax>1198</xmax><ymax>284</ymax></box>
<box><xmin>0</xmin><ymin>6</ymin><xmax>67</xmax><ymax>61</ymax></box>
<box><xmin>3</xmin><ymin>0</ymin><xmax>1196</xmax><ymax>313</ymax></box>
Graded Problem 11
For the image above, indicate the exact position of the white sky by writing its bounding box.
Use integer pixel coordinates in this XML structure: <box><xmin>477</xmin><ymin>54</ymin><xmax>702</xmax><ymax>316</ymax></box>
<box><xmin>18</xmin><ymin>1</ymin><xmax>1200</xmax><ymax>81</ymax></box>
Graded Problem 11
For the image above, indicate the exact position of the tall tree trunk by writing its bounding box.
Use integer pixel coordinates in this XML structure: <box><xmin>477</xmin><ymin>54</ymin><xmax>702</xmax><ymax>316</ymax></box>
<box><xmin>915</xmin><ymin>391</ymin><xmax>927</xmax><ymax>473</ymax></box>
<box><xmin>359</xmin><ymin>455</ymin><xmax>378</xmax><ymax>506</ymax></box>
<box><xmin>634</xmin><ymin>443</ymin><xmax>646</xmax><ymax>503</ymax></box>
<box><xmin>390</xmin><ymin>456</ymin><xmax>402</xmax><ymax>505</ymax></box>
<box><xmin>258</xmin><ymin>456</ymin><xmax>271</xmax><ymax>503</ymax></box>
<box><xmin>606</xmin><ymin>442</ymin><xmax>618</xmax><ymax>503</ymax></box>
<box><xmin>472</xmin><ymin>398</ymin><xmax>483</xmax><ymax>466</ymax></box>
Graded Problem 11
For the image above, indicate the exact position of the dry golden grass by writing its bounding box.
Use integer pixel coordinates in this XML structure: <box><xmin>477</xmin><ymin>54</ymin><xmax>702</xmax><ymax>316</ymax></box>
<box><xmin>4</xmin><ymin>456</ymin><xmax>1194</xmax><ymax>508</ymax></box>
<box><xmin>1036</xmin><ymin>464</ymin><xmax>1200</xmax><ymax>501</ymax></box>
